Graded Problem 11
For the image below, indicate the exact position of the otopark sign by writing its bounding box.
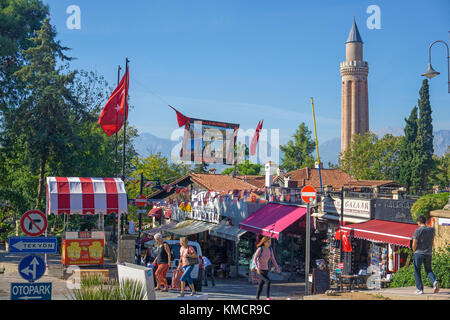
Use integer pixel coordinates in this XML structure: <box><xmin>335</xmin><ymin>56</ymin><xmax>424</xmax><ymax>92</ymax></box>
<box><xmin>8</xmin><ymin>210</ymin><xmax>54</xmax><ymax>300</ymax></box>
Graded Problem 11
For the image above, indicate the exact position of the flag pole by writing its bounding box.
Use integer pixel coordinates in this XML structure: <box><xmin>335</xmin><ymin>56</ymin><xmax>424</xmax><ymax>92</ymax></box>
<box><xmin>311</xmin><ymin>97</ymin><xmax>323</xmax><ymax>193</ymax></box>
<box><xmin>115</xmin><ymin>65</ymin><xmax>122</xmax><ymax>178</ymax></box>
<box><xmin>118</xmin><ymin>58</ymin><xmax>129</xmax><ymax>264</ymax></box>
<box><xmin>121</xmin><ymin>58</ymin><xmax>129</xmax><ymax>181</ymax></box>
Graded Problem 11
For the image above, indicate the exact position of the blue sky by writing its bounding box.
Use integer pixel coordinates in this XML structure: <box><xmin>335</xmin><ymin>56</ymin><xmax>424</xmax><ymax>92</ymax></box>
<box><xmin>43</xmin><ymin>0</ymin><xmax>449</xmax><ymax>147</ymax></box>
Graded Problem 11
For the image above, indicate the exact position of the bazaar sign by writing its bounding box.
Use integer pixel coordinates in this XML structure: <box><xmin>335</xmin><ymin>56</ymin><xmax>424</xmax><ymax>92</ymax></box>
<box><xmin>323</xmin><ymin>197</ymin><xmax>372</xmax><ymax>219</ymax></box>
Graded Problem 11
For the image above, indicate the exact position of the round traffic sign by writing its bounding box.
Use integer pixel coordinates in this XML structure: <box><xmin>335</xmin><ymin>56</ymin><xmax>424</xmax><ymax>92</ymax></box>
<box><xmin>20</xmin><ymin>210</ymin><xmax>47</xmax><ymax>237</ymax></box>
<box><xmin>18</xmin><ymin>254</ymin><xmax>46</xmax><ymax>282</ymax></box>
<box><xmin>135</xmin><ymin>195</ymin><xmax>147</xmax><ymax>207</ymax></box>
<box><xmin>301</xmin><ymin>185</ymin><xmax>317</xmax><ymax>203</ymax></box>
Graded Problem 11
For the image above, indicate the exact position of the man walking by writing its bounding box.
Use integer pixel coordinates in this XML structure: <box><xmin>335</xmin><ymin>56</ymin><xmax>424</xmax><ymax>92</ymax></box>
<box><xmin>202</xmin><ymin>256</ymin><xmax>215</xmax><ymax>287</ymax></box>
<box><xmin>412</xmin><ymin>215</ymin><xmax>439</xmax><ymax>294</ymax></box>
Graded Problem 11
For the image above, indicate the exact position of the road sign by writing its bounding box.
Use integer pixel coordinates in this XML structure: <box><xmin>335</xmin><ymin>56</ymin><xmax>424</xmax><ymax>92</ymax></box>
<box><xmin>8</xmin><ymin>236</ymin><xmax>57</xmax><ymax>254</ymax></box>
<box><xmin>18</xmin><ymin>255</ymin><xmax>46</xmax><ymax>282</ymax></box>
<box><xmin>20</xmin><ymin>210</ymin><xmax>47</xmax><ymax>236</ymax></box>
<box><xmin>135</xmin><ymin>195</ymin><xmax>147</xmax><ymax>207</ymax></box>
<box><xmin>10</xmin><ymin>282</ymin><xmax>52</xmax><ymax>300</ymax></box>
<box><xmin>301</xmin><ymin>185</ymin><xmax>317</xmax><ymax>203</ymax></box>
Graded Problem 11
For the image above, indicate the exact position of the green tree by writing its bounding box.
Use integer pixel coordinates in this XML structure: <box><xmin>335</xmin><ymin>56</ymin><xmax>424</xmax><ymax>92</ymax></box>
<box><xmin>0</xmin><ymin>0</ymin><xmax>49</xmax><ymax>99</ymax></box>
<box><xmin>428</xmin><ymin>150</ymin><xmax>450</xmax><ymax>189</ymax></box>
<box><xmin>127</xmin><ymin>153</ymin><xmax>190</xmax><ymax>201</ymax></box>
<box><xmin>280</xmin><ymin>122</ymin><xmax>315</xmax><ymax>172</ymax></box>
<box><xmin>340</xmin><ymin>132</ymin><xmax>402</xmax><ymax>180</ymax></box>
<box><xmin>222</xmin><ymin>160</ymin><xmax>263</xmax><ymax>175</ymax></box>
<box><xmin>193</xmin><ymin>161</ymin><xmax>209</xmax><ymax>173</ymax></box>
<box><xmin>413</xmin><ymin>79</ymin><xmax>434</xmax><ymax>193</ymax></box>
<box><xmin>410</xmin><ymin>192</ymin><xmax>449</xmax><ymax>221</ymax></box>
<box><xmin>13</xmin><ymin>18</ymin><xmax>79</xmax><ymax>207</ymax></box>
<box><xmin>0</xmin><ymin>0</ymin><xmax>48</xmax><ymax>224</ymax></box>
<box><xmin>397</xmin><ymin>106</ymin><xmax>418</xmax><ymax>187</ymax></box>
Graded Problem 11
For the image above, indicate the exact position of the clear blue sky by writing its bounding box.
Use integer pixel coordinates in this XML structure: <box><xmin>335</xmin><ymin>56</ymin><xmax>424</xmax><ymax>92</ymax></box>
<box><xmin>43</xmin><ymin>0</ymin><xmax>449</xmax><ymax>147</ymax></box>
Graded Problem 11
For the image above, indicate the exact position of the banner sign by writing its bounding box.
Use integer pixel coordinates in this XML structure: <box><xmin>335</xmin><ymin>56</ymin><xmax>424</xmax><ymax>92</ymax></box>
<box><xmin>180</xmin><ymin>118</ymin><xmax>239</xmax><ymax>165</ymax></box>
<box><xmin>323</xmin><ymin>197</ymin><xmax>372</xmax><ymax>219</ymax></box>
<box><xmin>61</xmin><ymin>239</ymin><xmax>104</xmax><ymax>266</ymax></box>
<box><xmin>373</xmin><ymin>199</ymin><xmax>416</xmax><ymax>224</ymax></box>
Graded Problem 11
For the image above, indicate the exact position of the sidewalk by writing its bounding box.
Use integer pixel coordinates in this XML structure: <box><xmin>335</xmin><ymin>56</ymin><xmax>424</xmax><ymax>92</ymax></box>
<box><xmin>303</xmin><ymin>286</ymin><xmax>450</xmax><ymax>300</ymax></box>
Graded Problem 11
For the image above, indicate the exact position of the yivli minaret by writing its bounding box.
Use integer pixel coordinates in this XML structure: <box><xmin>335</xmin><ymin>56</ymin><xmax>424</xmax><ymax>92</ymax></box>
<box><xmin>340</xmin><ymin>19</ymin><xmax>369</xmax><ymax>154</ymax></box>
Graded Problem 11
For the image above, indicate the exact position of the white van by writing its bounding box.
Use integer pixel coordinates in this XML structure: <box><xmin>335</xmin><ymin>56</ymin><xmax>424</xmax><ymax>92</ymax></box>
<box><xmin>143</xmin><ymin>240</ymin><xmax>204</xmax><ymax>292</ymax></box>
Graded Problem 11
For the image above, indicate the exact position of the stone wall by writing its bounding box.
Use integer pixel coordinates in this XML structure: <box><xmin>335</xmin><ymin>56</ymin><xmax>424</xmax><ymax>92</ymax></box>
<box><xmin>430</xmin><ymin>209</ymin><xmax>450</xmax><ymax>250</ymax></box>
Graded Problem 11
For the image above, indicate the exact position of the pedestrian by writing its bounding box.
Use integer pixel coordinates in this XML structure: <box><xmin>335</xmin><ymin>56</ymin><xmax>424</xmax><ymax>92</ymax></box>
<box><xmin>412</xmin><ymin>215</ymin><xmax>439</xmax><ymax>294</ymax></box>
<box><xmin>253</xmin><ymin>236</ymin><xmax>280</xmax><ymax>300</ymax></box>
<box><xmin>152</xmin><ymin>233</ymin><xmax>171</xmax><ymax>292</ymax></box>
<box><xmin>140</xmin><ymin>248</ymin><xmax>151</xmax><ymax>267</ymax></box>
<box><xmin>202</xmin><ymin>255</ymin><xmax>215</xmax><ymax>287</ymax></box>
<box><xmin>176</xmin><ymin>237</ymin><xmax>197</xmax><ymax>297</ymax></box>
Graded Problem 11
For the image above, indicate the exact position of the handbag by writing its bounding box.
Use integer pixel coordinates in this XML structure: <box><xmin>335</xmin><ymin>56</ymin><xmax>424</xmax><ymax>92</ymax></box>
<box><xmin>186</xmin><ymin>246</ymin><xmax>198</xmax><ymax>265</ymax></box>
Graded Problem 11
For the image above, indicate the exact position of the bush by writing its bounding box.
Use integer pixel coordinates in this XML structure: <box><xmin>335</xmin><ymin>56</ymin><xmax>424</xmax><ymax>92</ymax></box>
<box><xmin>69</xmin><ymin>275</ymin><xmax>147</xmax><ymax>300</ymax></box>
<box><xmin>410</xmin><ymin>192</ymin><xmax>448</xmax><ymax>221</ymax></box>
<box><xmin>389</xmin><ymin>244</ymin><xmax>450</xmax><ymax>288</ymax></box>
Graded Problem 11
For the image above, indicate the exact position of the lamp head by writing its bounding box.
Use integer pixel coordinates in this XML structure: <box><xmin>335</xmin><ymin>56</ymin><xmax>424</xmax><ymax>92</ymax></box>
<box><xmin>421</xmin><ymin>63</ymin><xmax>440</xmax><ymax>79</ymax></box>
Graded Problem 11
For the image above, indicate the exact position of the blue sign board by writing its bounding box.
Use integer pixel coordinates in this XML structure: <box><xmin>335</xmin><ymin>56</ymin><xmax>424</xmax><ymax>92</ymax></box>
<box><xmin>8</xmin><ymin>236</ymin><xmax>57</xmax><ymax>254</ymax></box>
<box><xmin>18</xmin><ymin>255</ymin><xmax>46</xmax><ymax>282</ymax></box>
<box><xmin>10</xmin><ymin>282</ymin><xmax>52</xmax><ymax>300</ymax></box>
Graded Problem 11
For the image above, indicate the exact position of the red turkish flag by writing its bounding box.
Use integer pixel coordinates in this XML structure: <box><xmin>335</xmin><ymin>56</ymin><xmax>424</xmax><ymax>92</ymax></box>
<box><xmin>98</xmin><ymin>68</ymin><xmax>129</xmax><ymax>136</ymax></box>
<box><xmin>249</xmin><ymin>120</ymin><xmax>263</xmax><ymax>156</ymax></box>
<box><xmin>169</xmin><ymin>105</ymin><xmax>190</xmax><ymax>127</ymax></box>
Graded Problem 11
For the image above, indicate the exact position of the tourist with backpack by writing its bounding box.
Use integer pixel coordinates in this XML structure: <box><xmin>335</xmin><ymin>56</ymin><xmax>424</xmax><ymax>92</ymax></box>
<box><xmin>152</xmin><ymin>233</ymin><xmax>171</xmax><ymax>292</ymax></box>
<box><xmin>252</xmin><ymin>236</ymin><xmax>280</xmax><ymax>300</ymax></box>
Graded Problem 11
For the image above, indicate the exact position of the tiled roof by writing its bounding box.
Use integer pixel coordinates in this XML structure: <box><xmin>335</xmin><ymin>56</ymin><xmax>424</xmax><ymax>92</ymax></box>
<box><xmin>235</xmin><ymin>175</ymin><xmax>265</xmax><ymax>188</ymax></box>
<box><xmin>344</xmin><ymin>179</ymin><xmax>405</xmax><ymax>188</ymax></box>
<box><xmin>190</xmin><ymin>173</ymin><xmax>257</xmax><ymax>191</ymax></box>
<box><xmin>283</xmin><ymin>168</ymin><xmax>352</xmax><ymax>190</ymax></box>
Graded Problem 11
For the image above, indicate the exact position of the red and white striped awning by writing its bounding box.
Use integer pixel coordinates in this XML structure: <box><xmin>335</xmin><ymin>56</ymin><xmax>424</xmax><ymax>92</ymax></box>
<box><xmin>46</xmin><ymin>177</ymin><xmax>128</xmax><ymax>215</ymax></box>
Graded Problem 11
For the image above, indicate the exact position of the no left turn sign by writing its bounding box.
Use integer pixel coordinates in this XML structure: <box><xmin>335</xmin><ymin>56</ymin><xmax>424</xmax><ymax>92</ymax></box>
<box><xmin>20</xmin><ymin>210</ymin><xmax>47</xmax><ymax>237</ymax></box>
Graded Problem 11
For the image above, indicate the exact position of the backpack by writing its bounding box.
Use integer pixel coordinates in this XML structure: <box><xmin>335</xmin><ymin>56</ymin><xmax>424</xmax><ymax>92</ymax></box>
<box><xmin>250</xmin><ymin>247</ymin><xmax>272</xmax><ymax>272</ymax></box>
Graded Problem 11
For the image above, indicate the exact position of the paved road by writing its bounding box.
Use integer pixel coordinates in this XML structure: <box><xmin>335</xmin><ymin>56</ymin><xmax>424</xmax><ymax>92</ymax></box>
<box><xmin>0</xmin><ymin>246</ymin><xmax>305</xmax><ymax>300</ymax></box>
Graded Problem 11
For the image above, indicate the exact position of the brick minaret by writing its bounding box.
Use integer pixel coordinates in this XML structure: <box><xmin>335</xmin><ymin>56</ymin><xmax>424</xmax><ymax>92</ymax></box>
<box><xmin>340</xmin><ymin>19</ymin><xmax>369</xmax><ymax>154</ymax></box>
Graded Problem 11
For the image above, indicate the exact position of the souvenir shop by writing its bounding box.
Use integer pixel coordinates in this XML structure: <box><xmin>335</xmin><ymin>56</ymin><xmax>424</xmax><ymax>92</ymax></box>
<box><xmin>338</xmin><ymin>219</ymin><xmax>418</xmax><ymax>285</ymax></box>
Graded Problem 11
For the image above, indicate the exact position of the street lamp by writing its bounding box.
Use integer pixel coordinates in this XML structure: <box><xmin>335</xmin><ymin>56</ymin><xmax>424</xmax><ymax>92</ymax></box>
<box><xmin>422</xmin><ymin>32</ymin><xmax>450</xmax><ymax>210</ymax></box>
<box><xmin>421</xmin><ymin>33</ymin><xmax>450</xmax><ymax>93</ymax></box>
<box><xmin>323</xmin><ymin>186</ymin><xmax>345</xmax><ymax>292</ymax></box>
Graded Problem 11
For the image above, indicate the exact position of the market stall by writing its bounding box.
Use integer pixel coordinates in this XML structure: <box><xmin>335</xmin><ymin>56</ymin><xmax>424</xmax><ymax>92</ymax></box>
<box><xmin>46</xmin><ymin>177</ymin><xmax>128</xmax><ymax>266</ymax></box>
<box><xmin>337</xmin><ymin>219</ymin><xmax>418</xmax><ymax>287</ymax></box>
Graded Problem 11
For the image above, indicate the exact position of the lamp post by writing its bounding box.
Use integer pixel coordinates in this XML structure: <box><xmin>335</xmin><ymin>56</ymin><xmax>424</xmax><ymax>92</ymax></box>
<box><xmin>421</xmin><ymin>32</ymin><xmax>450</xmax><ymax>209</ymax></box>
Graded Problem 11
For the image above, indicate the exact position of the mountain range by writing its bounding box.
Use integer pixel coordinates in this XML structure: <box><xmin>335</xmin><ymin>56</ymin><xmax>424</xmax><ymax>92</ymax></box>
<box><xmin>134</xmin><ymin>129</ymin><xmax>450</xmax><ymax>169</ymax></box>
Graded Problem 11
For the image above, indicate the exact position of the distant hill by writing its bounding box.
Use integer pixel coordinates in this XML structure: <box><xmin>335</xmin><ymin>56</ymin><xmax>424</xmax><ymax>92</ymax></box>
<box><xmin>318</xmin><ymin>129</ymin><xmax>450</xmax><ymax>168</ymax></box>
<box><xmin>133</xmin><ymin>132</ymin><xmax>178</xmax><ymax>160</ymax></box>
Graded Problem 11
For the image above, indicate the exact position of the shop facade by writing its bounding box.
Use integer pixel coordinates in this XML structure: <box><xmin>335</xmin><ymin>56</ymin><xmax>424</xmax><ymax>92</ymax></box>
<box><xmin>318</xmin><ymin>192</ymin><xmax>418</xmax><ymax>288</ymax></box>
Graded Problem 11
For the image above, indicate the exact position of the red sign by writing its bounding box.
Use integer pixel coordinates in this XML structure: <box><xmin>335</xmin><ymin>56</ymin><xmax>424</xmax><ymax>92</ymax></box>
<box><xmin>338</xmin><ymin>262</ymin><xmax>344</xmax><ymax>270</ymax></box>
<box><xmin>20</xmin><ymin>210</ymin><xmax>47</xmax><ymax>236</ymax></box>
<box><xmin>301</xmin><ymin>186</ymin><xmax>317</xmax><ymax>203</ymax></box>
<box><xmin>135</xmin><ymin>195</ymin><xmax>147</xmax><ymax>207</ymax></box>
<box><xmin>61</xmin><ymin>239</ymin><xmax>105</xmax><ymax>266</ymax></box>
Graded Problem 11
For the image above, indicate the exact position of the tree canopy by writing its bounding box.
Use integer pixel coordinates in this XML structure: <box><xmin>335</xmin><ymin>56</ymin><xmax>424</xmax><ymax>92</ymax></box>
<box><xmin>280</xmin><ymin>122</ymin><xmax>315</xmax><ymax>172</ymax></box>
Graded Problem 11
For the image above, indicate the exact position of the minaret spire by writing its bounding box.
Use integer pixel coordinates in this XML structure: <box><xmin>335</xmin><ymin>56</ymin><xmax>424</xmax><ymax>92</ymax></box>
<box><xmin>340</xmin><ymin>19</ymin><xmax>369</xmax><ymax>154</ymax></box>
